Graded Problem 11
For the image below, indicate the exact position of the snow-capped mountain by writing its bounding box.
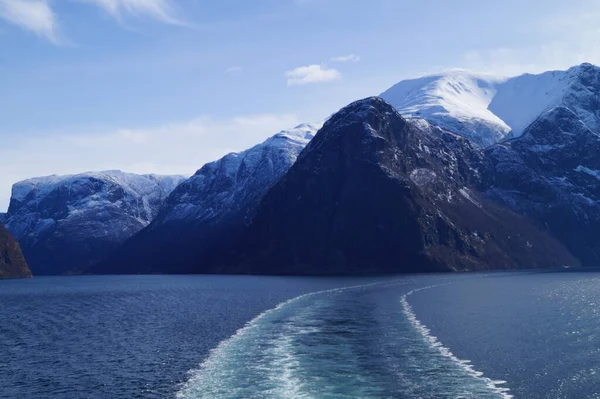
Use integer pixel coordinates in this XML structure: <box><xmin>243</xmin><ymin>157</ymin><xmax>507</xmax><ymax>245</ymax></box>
<box><xmin>158</xmin><ymin>122</ymin><xmax>320</xmax><ymax>224</ymax></box>
<box><xmin>381</xmin><ymin>63</ymin><xmax>600</xmax><ymax>147</ymax></box>
<box><xmin>94</xmin><ymin>123</ymin><xmax>321</xmax><ymax>274</ymax></box>
<box><xmin>217</xmin><ymin>98</ymin><xmax>576</xmax><ymax>274</ymax></box>
<box><xmin>2</xmin><ymin>170</ymin><xmax>186</xmax><ymax>275</ymax></box>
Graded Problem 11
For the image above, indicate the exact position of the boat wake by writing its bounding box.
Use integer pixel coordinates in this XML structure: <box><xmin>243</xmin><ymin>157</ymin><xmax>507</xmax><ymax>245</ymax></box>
<box><xmin>177</xmin><ymin>280</ymin><xmax>513</xmax><ymax>398</ymax></box>
<box><xmin>176</xmin><ymin>281</ymin><xmax>392</xmax><ymax>398</ymax></box>
<box><xmin>401</xmin><ymin>286</ymin><xmax>513</xmax><ymax>399</ymax></box>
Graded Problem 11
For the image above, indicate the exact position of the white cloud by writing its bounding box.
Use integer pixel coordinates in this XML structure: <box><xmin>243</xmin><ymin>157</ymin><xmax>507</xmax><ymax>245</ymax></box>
<box><xmin>0</xmin><ymin>113</ymin><xmax>300</xmax><ymax>211</ymax></box>
<box><xmin>285</xmin><ymin>64</ymin><xmax>341</xmax><ymax>86</ymax></box>
<box><xmin>0</xmin><ymin>0</ymin><xmax>184</xmax><ymax>43</ymax></box>
<box><xmin>76</xmin><ymin>0</ymin><xmax>183</xmax><ymax>25</ymax></box>
<box><xmin>0</xmin><ymin>0</ymin><xmax>59</xmax><ymax>43</ymax></box>
<box><xmin>331</xmin><ymin>54</ymin><xmax>360</xmax><ymax>63</ymax></box>
<box><xmin>225</xmin><ymin>66</ymin><xmax>243</xmax><ymax>74</ymax></box>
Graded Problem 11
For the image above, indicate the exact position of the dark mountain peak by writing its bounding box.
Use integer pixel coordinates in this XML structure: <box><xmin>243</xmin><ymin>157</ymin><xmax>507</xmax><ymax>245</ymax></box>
<box><xmin>575</xmin><ymin>63</ymin><xmax>600</xmax><ymax>86</ymax></box>
<box><xmin>299</xmin><ymin>97</ymin><xmax>413</xmax><ymax>168</ymax></box>
<box><xmin>333</xmin><ymin>96</ymin><xmax>394</xmax><ymax>117</ymax></box>
<box><xmin>320</xmin><ymin>96</ymin><xmax>404</xmax><ymax>137</ymax></box>
<box><xmin>539</xmin><ymin>106</ymin><xmax>579</xmax><ymax>120</ymax></box>
<box><xmin>520</xmin><ymin>106</ymin><xmax>594</xmax><ymax>143</ymax></box>
<box><xmin>570</xmin><ymin>62</ymin><xmax>600</xmax><ymax>75</ymax></box>
<box><xmin>221</xmin><ymin>98</ymin><xmax>576</xmax><ymax>275</ymax></box>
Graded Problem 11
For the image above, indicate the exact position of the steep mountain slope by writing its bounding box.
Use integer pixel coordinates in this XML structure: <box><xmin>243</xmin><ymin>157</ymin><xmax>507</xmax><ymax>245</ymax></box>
<box><xmin>380</xmin><ymin>63</ymin><xmax>600</xmax><ymax>147</ymax></box>
<box><xmin>2</xmin><ymin>171</ymin><xmax>185</xmax><ymax>275</ymax></box>
<box><xmin>0</xmin><ymin>222</ymin><xmax>32</xmax><ymax>279</ymax></box>
<box><xmin>483</xmin><ymin>106</ymin><xmax>600</xmax><ymax>265</ymax></box>
<box><xmin>94</xmin><ymin>123</ymin><xmax>320</xmax><ymax>274</ymax></box>
<box><xmin>219</xmin><ymin>97</ymin><xmax>577</xmax><ymax>275</ymax></box>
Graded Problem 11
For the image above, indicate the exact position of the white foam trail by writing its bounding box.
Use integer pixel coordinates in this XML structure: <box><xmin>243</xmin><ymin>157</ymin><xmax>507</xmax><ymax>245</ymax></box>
<box><xmin>176</xmin><ymin>280</ymin><xmax>399</xmax><ymax>398</ymax></box>
<box><xmin>401</xmin><ymin>285</ymin><xmax>514</xmax><ymax>399</ymax></box>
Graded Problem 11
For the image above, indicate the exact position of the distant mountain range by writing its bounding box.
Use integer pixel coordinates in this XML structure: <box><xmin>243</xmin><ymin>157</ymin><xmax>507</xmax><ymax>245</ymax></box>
<box><xmin>3</xmin><ymin>63</ymin><xmax>600</xmax><ymax>276</ymax></box>
<box><xmin>94</xmin><ymin>123</ymin><xmax>320</xmax><ymax>274</ymax></box>
<box><xmin>0</xmin><ymin>171</ymin><xmax>185</xmax><ymax>275</ymax></box>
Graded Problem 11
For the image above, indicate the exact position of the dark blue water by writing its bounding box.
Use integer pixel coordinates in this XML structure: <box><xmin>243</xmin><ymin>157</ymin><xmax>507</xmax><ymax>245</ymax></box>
<box><xmin>0</xmin><ymin>275</ymin><xmax>373</xmax><ymax>398</ymax></box>
<box><xmin>410</xmin><ymin>271</ymin><xmax>600</xmax><ymax>399</ymax></box>
<box><xmin>2</xmin><ymin>272</ymin><xmax>600</xmax><ymax>398</ymax></box>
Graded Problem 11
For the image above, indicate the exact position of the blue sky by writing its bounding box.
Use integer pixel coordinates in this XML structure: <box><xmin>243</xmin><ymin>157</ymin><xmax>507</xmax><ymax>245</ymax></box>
<box><xmin>1</xmin><ymin>0</ymin><xmax>599</xmax><ymax>210</ymax></box>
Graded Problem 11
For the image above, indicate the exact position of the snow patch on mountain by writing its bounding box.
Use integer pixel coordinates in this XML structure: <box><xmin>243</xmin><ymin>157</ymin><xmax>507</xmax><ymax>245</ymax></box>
<box><xmin>381</xmin><ymin>63</ymin><xmax>600</xmax><ymax>147</ymax></box>
<box><xmin>488</xmin><ymin>70</ymin><xmax>570</xmax><ymax>135</ymax></box>
<box><xmin>382</xmin><ymin>70</ymin><xmax>508</xmax><ymax>127</ymax></box>
<box><xmin>5</xmin><ymin>170</ymin><xmax>186</xmax><ymax>240</ymax></box>
<box><xmin>159</xmin><ymin>122</ymin><xmax>321</xmax><ymax>224</ymax></box>
<box><xmin>380</xmin><ymin>70</ymin><xmax>509</xmax><ymax>146</ymax></box>
<box><xmin>11</xmin><ymin>171</ymin><xmax>184</xmax><ymax>206</ymax></box>
<box><xmin>409</xmin><ymin>168</ymin><xmax>437</xmax><ymax>187</ymax></box>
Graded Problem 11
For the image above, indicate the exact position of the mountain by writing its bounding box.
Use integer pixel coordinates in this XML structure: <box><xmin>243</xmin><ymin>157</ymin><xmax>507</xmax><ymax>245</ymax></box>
<box><xmin>1</xmin><ymin>171</ymin><xmax>186</xmax><ymax>275</ymax></box>
<box><xmin>380</xmin><ymin>63</ymin><xmax>600</xmax><ymax>147</ymax></box>
<box><xmin>10</xmin><ymin>64</ymin><xmax>599</xmax><ymax>276</ymax></box>
<box><xmin>0</xmin><ymin>222</ymin><xmax>32</xmax><ymax>279</ymax></box>
<box><xmin>216</xmin><ymin>97</ymin><xmax>577</xmax><ymax>275</ymax></box>
<box><xmin>483</xmin><ymin>106</ymin><xmax>600</xmax><ymax>266</ymax></box>
<box><xmin>93</xmin><ymin>123</ymin><xmax>321</xmax><ymax>274</ymax></box>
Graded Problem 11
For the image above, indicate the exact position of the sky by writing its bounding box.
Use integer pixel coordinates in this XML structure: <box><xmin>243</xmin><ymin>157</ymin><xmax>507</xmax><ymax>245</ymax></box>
<box><xmin>1</xmin><ymin>0</ymin><xmax>600</xmax><ymax>211</ymax></box>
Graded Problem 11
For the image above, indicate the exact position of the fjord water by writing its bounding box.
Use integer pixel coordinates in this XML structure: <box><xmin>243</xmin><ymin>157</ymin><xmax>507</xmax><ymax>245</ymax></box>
<box><xmin>1</xmin><ymin>273</ymin><xmax>600</xmax><ymax>398</ymax></box>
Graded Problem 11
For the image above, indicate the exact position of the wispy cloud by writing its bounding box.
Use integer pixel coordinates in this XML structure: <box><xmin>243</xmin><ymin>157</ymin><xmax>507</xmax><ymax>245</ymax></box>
<box><xmin>0</xmin><ymin>113</ymin><xmax>300</xmax><ymax>211</ymax></box>
<box><xmin>76</xmin><ymin>0</ymin><xmax>183</xmax><ymax>25</ymax></box>
<box><xmin>285</xmin><ymin>64</ymin><xmax>341</xmax><ymax>86</ymax></box>
<box><xmin>0</xmin><ymin>0</ymin><xmax>184</xmax><ymax>44</ymax></box>
<box><xmin>225</xmin><ymin>66</ymin><xmax>243</xmax><ymax>74</ymax></box>
<box><xmin>0</xmin><ymin>0</ymin><xmax>59</xmax><ymax>43</ymax></box>
<box><xmin>331</xmin><ymin>54</ymin><xmax>360</xmax><ymax>63</ymax></box>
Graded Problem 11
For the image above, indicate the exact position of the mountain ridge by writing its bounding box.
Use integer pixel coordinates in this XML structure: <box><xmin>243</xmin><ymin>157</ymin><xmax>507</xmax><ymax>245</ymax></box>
<box><xmin>2</xmin><ymin>170</ymin><xmax>186</xmax><ymax>275</ymax></box>
<box><xmin>92</xmin><ymin>123</ymin><xmax>321</xmax><ymax>274</ymax></box>
<box><xmin>381</xmin><ymin>63</ymin><xmax>600</xmax><ymax>147</ymax></box>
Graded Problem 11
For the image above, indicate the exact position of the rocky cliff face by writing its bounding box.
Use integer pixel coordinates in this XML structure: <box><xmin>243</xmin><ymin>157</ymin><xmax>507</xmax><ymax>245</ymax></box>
<box><xmin>483</xmin><ymin>106</ymin><xmax>600</xmax><ymax>265</ymax></box>
<box><xmin>2</xmin><ymin>171</ymin><xmax>185</xmax><ymax>275</ymax></box>
<box><xmin>0</xmin><ymin>222</ymin><xmax>32</xmax><ymax>279</ymax></box>
<box><xmin>218</xmin><ymin>98</ymin><xmax>577</xmax><ymax>275</ymax></box>
<box><xmin>93</xmin><ymin>124</ymin><xmax>320</xmax><ymax>274</ymax></box>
